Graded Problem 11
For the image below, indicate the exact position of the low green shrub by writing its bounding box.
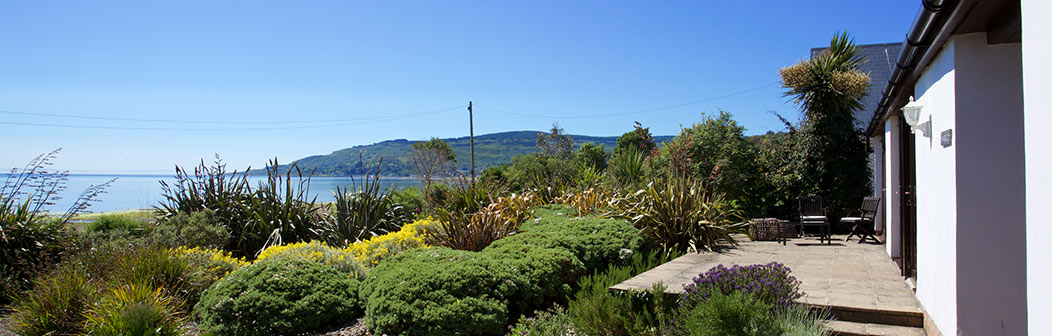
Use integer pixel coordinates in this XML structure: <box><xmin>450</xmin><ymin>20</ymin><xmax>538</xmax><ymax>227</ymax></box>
<box><xmin>679</xmin><ymin>291</ymin><xmax>778</xmax><ymax>336</ymax></box>
<box><xmin>489</xmin><ymin>205</ymin><xmax>643</xmax><ymax>273</ymax></box>
<box><xmin>567</xmin><ymin>252</ymin><xmax>677</xmax><ymax>336</ymax></box>
<box><xmin>86</xmin><ymin>214</ymin><xmax>145</xmax><ymax>234</ymax></box>
<box><xmin>10</xmin><ymin>263</ymin><xmax>100</xmax><ymax>336</ymax></box>
<box><xmin>507</xmin><ymin>305</ymin><xmax>576</xmax><ymax>336</ymax></box>
<box><xmin>480</xmin><ymin>241</ymin><xmax>584</xmax><ymax>317</ymax></box>
<box><xmin>151</xmin><ymin>209</ymin><xmax>230</xmax><ymax>249</ymax></box>
<box><xmin>84</xmin><ymin>283</ymin><xmax>184</xmax><ymax>336</ymax></box>
<box><xmin>360</xmin><ymin>247</ymin><xmax>520</xmax><ymax>336</ymax></box>
<box><xmin>772</xmin><ymin>305</ymin><xmax>832</xmax><ymax>336</ymax></box>
<box><xmin>194</xmin><ymin>258</ymin><xmax>363</xmax><ymax>335</ymax></box>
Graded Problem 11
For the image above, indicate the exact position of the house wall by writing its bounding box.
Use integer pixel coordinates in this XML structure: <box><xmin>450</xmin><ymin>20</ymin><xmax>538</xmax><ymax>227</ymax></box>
<box><xmin>883</xmin><ymin>116</ymin><xmax>901</xmax><ymax>258</ymax></box>
<box><xmin>1022</xmin><ymin>0</ymin><xmax>1052</xmax><ymax>332</ymax></box>
<box><xmin>911</xmin><ymin>40</ymin><xmax>957</xmax><ymax>335</ymax></box>
<box><xmin>872</xmin><ymin>134</ymin><xmax>885</xmax><ymax>232</ymax></box>
<box><xmin>951</xmin><ymin>33</ymin><xmax>1026</xmax><ymax>335</ymax></box>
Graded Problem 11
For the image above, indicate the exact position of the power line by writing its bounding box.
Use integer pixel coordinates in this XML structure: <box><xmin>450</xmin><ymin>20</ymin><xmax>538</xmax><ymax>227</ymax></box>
<box><xmin>0</xmin><ymin>105</ymin><xmax>467</xmax><ymax>131</ymax></box>
<box><xmin>477</xmin><ymin>82</ymin><xmax>779</xmax><ymax>119</ymax></box>
<box><xmin>0</xmin><ymin>106</ymin><xmax>455</xmax><ymax>124</ymax></box>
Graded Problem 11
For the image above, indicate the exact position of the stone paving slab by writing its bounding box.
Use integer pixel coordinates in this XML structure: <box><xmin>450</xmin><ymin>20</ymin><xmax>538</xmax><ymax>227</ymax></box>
<box><xmin>611</xmin><ymin>234</ymin><xmax>922</xmax><ymax>315</ymax></box>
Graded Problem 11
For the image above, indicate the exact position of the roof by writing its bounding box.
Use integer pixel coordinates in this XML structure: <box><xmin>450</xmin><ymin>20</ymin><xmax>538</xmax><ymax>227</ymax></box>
<box><xmin>864</xmin><ymin>0</ymin><xmax>1021</xmax><ymax>136</ymax></box>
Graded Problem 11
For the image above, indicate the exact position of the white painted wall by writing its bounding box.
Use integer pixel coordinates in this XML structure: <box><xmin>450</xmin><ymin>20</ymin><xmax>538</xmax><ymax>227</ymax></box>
<box><xmin>911</xmin><ymin>40</ymin><xmax>957</xmax><ymax>335</ymax></box>
<box><xmin>1022</xmin><ymin>0</ymin><xmax>1052</xmax><ymax>332</ymax></box>
<box><xmin>883</xmin><ymin>117</ymin><xmax>901</xmax><ymax>258</ymax></box>
<box><xmin>872</xmin><ymin>135</ymin><xmax>885</xmax><ymax>232</ymax></box>
<box><xmin>952</xmin><ymin>33</ymin><xmax>1026</xmax><ymax>335</ymax></box>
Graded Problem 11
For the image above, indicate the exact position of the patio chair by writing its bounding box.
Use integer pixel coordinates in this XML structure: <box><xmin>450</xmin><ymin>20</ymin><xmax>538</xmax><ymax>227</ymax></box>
<box><xmin>798</xmin><ymin>196</ymin><xmax>830</xmax><ymax>244</ymax></box>
<box><xmin>843</xmin><ymin>197</ymin><xmax>881</xmax><ymax>244</ymax></box>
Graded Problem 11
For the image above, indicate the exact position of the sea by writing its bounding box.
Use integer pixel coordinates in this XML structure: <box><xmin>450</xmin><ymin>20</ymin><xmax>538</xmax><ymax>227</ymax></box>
<box><xmin>7</xmin><ymin>174</ymin><xmax>424</xmax><ymax>214</ymax></box>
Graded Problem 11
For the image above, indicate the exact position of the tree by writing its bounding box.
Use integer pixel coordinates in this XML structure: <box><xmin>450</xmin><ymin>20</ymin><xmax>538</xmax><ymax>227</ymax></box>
<box><xmin>410</xmin><ymin>137</ymin><xmax>456</xmax><ymax>187</ymax></box>
<box><xmin>657</xmin><ymin>111</ymin><xmax>764</xmax><ymax>216</ymax></box>
<box><xmin>613</xmin><ymin>122</ymin><xmax>657</xmax><ymax>158</ymax></box>
<box><xmin>536</xmin><ymin>123</ymin><xmax>574</xmax><ymax>158</ymax></box>
<box><xmin>779</xmin><ymin>32</ymin><xmax>873</xmax><ymax>220</ymax></box>
<box><xmin>576</xmin><ymin>142</ymin><xmax>609</xmax><ymax>171</ymax></box>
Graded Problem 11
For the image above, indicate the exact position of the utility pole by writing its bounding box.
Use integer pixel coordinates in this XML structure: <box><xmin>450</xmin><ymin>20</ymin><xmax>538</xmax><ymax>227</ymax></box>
<box><xmin>468</xmin><ymin>101</ymin><xmax>476</xmax><ymax>186</ymax></box>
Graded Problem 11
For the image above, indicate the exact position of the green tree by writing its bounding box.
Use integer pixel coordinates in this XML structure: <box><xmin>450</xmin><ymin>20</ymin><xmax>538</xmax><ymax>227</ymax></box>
<box><xmin>537</xmin><ymin>124</ymin><xmax>575</xmax><ymax>158</ymax></box>
<box><xmin>576</xmin><ymin>143</ymin><xmax>609</xmax><ymax>171</ymax></box>
<box><xmin>613</xmin><ymin>123</ymin><xmax>657</xmax><ymax>158</ymax></box>
<box><xmin>779</xmin><ymin>32</ymin><xmax>873</xmax><ymax>219</ymax></box>
<box><xmin>754</xmin><ymin>131</ymin><xmax>808</xmax><ymax>220</ymax></box>
<box><xmin>410</xmin><ymin>137</ymin><xmax>456</xmax><ymax>187</ymax></box>
<box><xmin>657</xmin><ymin>111</ymin><xmax>764</xmax><ymax>216</ymax></box>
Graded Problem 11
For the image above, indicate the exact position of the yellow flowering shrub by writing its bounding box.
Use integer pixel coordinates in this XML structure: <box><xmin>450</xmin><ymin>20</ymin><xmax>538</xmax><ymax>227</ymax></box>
<box><xmin>346</xmin><ymin>217</ymin><xmax>433</xmax><ymax>267</ymax></box>
<box><xmin>257</xmin><ymin>240</ymin><xmax>367</xmax><ymax>278</ymax></box>
<box><xmin>174</xmin><ymin>246</ymin><xmax>248</xmax><ymax>282</ymax></box>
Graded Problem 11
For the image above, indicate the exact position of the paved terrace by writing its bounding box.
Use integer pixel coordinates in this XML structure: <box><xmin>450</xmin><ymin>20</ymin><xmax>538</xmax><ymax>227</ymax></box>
<box><xmin>612</xmin><ymin>235</ymin><xmax>924</xmax><ymax>334</ymax></box>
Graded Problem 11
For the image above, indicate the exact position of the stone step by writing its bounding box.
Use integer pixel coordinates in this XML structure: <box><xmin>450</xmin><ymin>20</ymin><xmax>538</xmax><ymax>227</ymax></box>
<box><xmin>825</xmin><ymin>320</ymin><xmax>926</xmax><ymax>336</ymax></box>
<box><xmin>804</xmin><ymin>302</ymin><xmax>924</xmax><ymax>328</ymax></box>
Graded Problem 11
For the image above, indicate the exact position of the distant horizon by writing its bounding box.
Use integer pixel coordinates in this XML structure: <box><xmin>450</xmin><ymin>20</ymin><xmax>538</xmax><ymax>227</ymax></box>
<box><xmin>6</xmin><ymin>129</ymin><xmax>687</xmax><ymax>174</ymax></box>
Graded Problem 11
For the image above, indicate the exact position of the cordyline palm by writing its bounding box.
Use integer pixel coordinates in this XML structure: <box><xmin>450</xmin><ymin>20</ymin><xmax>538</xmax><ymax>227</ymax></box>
<box><xmin>781</xmin><ymin>32</ymin><xmax>869</xmax><ymax>120</ymax></box>
<box><xmin>779</xmin><ymin>32</ymin><xmax>872</xmax><ymax>218</ymax></box>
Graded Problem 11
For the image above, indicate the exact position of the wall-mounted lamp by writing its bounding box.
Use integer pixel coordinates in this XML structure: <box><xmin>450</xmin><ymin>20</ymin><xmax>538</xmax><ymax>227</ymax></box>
<box><xmin>901</xmin><ymin>96</ymin><xmax>931</xmax><ymax>138</ymax></box>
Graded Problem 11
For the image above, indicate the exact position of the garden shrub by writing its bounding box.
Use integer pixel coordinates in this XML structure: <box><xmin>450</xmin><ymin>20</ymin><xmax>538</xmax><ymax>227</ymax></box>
<box><xmin>567</xmin><ymin>252</ymin><xmax>677</xmax><ymax>336</ymax></box>
<box><xmin>10</xmin><ymin>263</ymin><xmax>100</xmax><ymax>336</ymax></box>
<box><xmin>157</xmin><ymin>158</ymin><xmax>327</xmax><ymax>259</ymax></box>
<box><xmin>84</xmin><ymin>283</ymin><xmax>184</xmax><ymax>336</ymax></box>
<box><xmin>610</xmin><ymin>174</ymin><xmax>745</xmax><ymax>255</ymax></box>
<box><xmin>772</xmin><ymin>304</ymin><xmax>832</xmax><ymax>336</ymax></box>
<box><xmin>0</xmin><ymin>216</ymin><xmax>70</xmax><ymax>304</ymax></box>
<box><xmin>480</xmin><ymin>241</ymin><xmax>585</xmax><ymax>317</ymax></box>
<box><xmin>110</xmin><ymin>246</ymin><xmax>195</xmax><ymax>305</ymax></box>
<box><xmin>555</xmin><ymin>187</ymin><xmax>615</xmax><ymax>217</ymax></box>
<box><xmin>151</xmin><ymin>209</ymin><xmax>230</xmax><ymax>249</ymax></box>
<box><xmin>489</xmin><ymin>205</ymin><xmax>642</xmax><ymax>273</ymax></box>
<box><xmin>360</xmin><ymin>247</ymin><xmax>521</xmax><ymax>336</ymax></box>
<box><xmin>426</xmin><ymin>191</ymin><xmax>541</xmax><ymax>252</ymax></box>
<box><xmin>194</xmin><ymin>258</ymin><xmax>363</xmax><ymax>336</ymax></box>
<box><xmin>175</xmin><ymin>246</ymin><xmax>249</xmax><ymax>301</ymax></box>
<box><xmin>678</xmin><ymin>291</ymin><xmax>779</xmax><ymax>336</ymax></box>
<box><xmin>86</xmin><ymin>214</ymin><xmax>145</xmax><ymax>234</ymax></box>
<box><xmin>507</xmin><ymin>305</ymin><xmax>576</xmax><ymax>336</ymax></box>
<box><xmin>680</xmin><ymin>262</ymin><xmax>803</xmax><ymax>308</ymax></box>
<box><xmin>329</xmin><ymin>160</ymin><xmax>410</xmax><ymax>245</ymax></box>
<box><xmin>256</xmin><ymin>240</ymin><xmax>367</xmax><ymax>278</ymax></box>
<box><xmin>345</xmin><ymin>217</ymin><xmax>432</xmax><ymax>267</ymax></box>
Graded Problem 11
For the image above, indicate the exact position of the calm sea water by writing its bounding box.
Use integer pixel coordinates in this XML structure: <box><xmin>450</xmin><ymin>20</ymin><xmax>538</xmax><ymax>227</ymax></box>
<box><xmin>14</xmin><ymin>174</ymin><xmax>423</xmax><ymax>213</ymax></box>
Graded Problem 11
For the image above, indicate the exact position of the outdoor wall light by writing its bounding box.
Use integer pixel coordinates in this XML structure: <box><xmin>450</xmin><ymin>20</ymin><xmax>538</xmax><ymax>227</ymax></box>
<box><xmin>901</xmin><ymin>96</ymin><xmax>931</xmax><ymax>138</ymax></box>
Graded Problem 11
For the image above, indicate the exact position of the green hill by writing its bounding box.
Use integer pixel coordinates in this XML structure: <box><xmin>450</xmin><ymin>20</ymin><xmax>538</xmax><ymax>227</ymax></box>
<box><xmin>262</xmin><ymin>131</ymin><xmax>674</xmax><ymax>177</ymax></box>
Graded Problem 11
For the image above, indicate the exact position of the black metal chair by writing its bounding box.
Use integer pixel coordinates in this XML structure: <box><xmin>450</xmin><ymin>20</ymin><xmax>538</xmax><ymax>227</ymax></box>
<box><xmin>798</xmin><ymin>196</ymin><xmax>830</xmax><ymax>244</ymax></box>
<box><xmin>843</xmin><ymin>197</ymin><xmax>881</xmax><ymax>244</ymax></box>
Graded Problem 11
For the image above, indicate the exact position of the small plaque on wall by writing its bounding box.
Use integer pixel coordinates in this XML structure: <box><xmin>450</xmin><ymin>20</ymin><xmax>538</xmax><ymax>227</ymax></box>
<box><xmin>941</xmin><ymin>129</ymin><xmax>953</xmax><ymax>148</ymax></box>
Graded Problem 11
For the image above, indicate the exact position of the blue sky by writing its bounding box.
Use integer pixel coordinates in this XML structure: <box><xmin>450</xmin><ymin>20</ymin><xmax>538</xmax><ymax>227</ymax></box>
<box><xmin>1</xmin><ymin>1</ymin><xmax>918</xmax><ymax>173</ymax></box>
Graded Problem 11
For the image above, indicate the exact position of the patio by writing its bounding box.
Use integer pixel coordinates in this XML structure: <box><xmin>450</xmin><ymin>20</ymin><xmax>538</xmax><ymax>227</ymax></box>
<box><xmin>611</xmin><ymin>234</ymin><xmax>925</xmax><ymax>335</ymax></box>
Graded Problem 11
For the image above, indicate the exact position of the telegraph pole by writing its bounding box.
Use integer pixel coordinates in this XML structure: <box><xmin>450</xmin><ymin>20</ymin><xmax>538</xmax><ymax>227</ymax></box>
<box><xmin>468</xmin><ymin>101</ymin><xmax>476</xmax><ymax>186</ymax></box>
